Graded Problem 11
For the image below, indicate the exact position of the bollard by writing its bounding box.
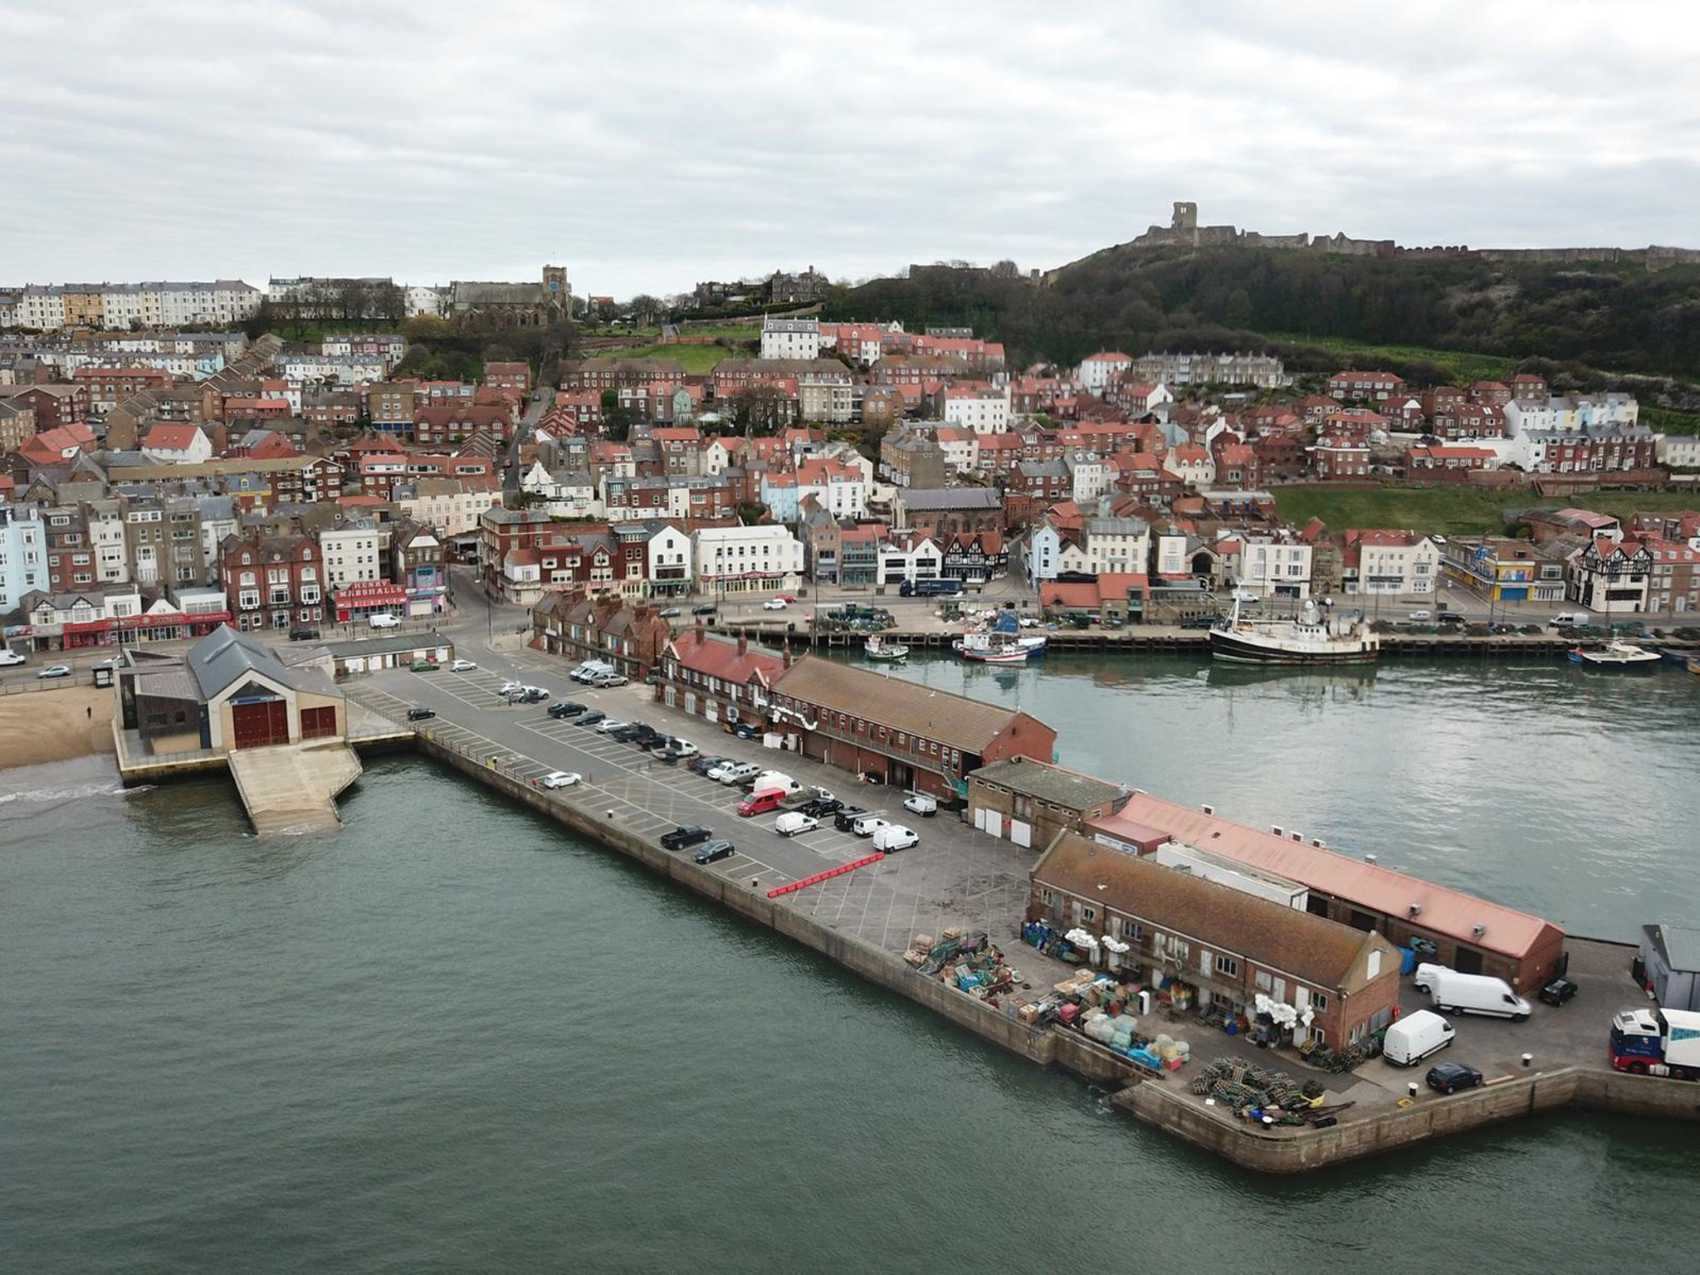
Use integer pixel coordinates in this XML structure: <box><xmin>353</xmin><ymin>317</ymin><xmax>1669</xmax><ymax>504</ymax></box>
<box><xmin>1407</xmin><ymin>1082</ymin><xmax>1419</xmax><ymax>1099</ymax></box>
<box><xmin>1521</xmin><ymin>1053</ymin><xmax>1533</xmax><ymax>1068</ymax></box>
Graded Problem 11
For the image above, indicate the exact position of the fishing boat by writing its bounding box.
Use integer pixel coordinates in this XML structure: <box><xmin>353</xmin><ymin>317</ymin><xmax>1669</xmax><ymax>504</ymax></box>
<box><xmin>1568</xmin><ymin>641</ymin><xmax>1661</xmax><ymax>669</ymax></box>
<box><xmin>952</xmin><ymin>631</ymin><xmax>1030</xmax><ymax>664</ymax></box>
<box><xmin>1209</xmin><ymin>596</ymin><xmax>1380</xmax><ymax>665</ymax></box>
<box><xmin>864</xmin><ymin>634</ymin><xmax>909</xmax><ymax>661</ymax></box>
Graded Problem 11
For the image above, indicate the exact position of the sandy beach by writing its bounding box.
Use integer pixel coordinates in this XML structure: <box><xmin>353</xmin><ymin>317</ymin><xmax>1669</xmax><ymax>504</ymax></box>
<box><xmin>0</xmin><ymin>686</ymin><xmax>117</xmax><ymax>769</ymax></box>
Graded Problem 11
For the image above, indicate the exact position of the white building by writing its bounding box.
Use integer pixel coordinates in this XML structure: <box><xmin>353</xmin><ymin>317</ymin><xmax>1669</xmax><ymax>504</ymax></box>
<box><xmin>140</xmin><ymin>424</ymin><xmax>213</xmax><ymax>465</ymax></box>
<box><xmin>320</xmin><ymin>525</ymin><xmax>383</xmax><ymax>590</ymax></box>
<box><xmin>1505</xmin><ymin>393</ymin><xmax>1639</xmax><ymax>436</ymax></box>
<box><xmin>644</xmin><ymin>523</ymin><xmax>693</xmax><ymax>593</ymax></box>
<box><xmin>1344</xmin><ymin>530</ymin><xmax>1441</xmax><ymax>596</ymax></box>
<box><xmin>1657</xmin><ymin>435</ymin><xmax>1700</xmax><ymax>471</ymax></box>
<box><xmin>1238</xmin><ymin>534</ymin><xmax>1313</xmax><ymax>599</ymax></box>
<box><xmin>934</xmin><ymin>427</ymin><xmax>979</xmax><ymax>473</ymax></box>
<box><xmin>760</xmin><ymin>317</ymin><xmax>821</xmax><ymax>360</ymax></box>
<box><xmin>404</xmin><ymin>285</ymin><xmax>446</xmax><ymax>317</ymax></box>
<box><xmin>521</xmin><ymin>462</ymin><xmax>599</xmax><ymax>519</ymax></box>
<box><xmin>876</xmin><ymin>536</ymin><xmax>944</xmax><ymax>586</ymax></box>
<box><xmin>397</xmin><ymin>478</ymin><xmax>501</xmax><ymax>537</ymax></box>
<box><xmin>1167</xmin><ymin>443</ymin><xmax>1215</xmax><ymax>488</ymax></box>
<box><xmin>693</xmin><ymin>525</ymin><xmax>804</xmax><ymax>594</ymax></box>
<box><xmin>86</xmin><ymin>501</ymin><xmax>131</xmax><ymax>585</ymax></box>
<box><xmin>1082</xmin><ymin>517</ymin><xmax>1149</xmax><ymax>576</ymax></box>
<box><xmin>942</xmin><ymin>385</ymin><xmax>1011</xmax><ymax>434</ymax></box>
<box><xmin>1067</xmin><ymin>454</ymin><xmax>1114</xmax><ymax>503</ymax></box>
<box><xmin>1023</xmin><ymin>520</ymin><xmax>1091</xmax><ymax>585</ymax></box>
<box><xmin>795</xmin><ymin>459</ymin><xmax>867</xmax><ymax>520</ymax></box>
<box><xmin>1077</xmin><ymin>351</ymin><xmax>1133</xmax><ymax>395</ymax></box>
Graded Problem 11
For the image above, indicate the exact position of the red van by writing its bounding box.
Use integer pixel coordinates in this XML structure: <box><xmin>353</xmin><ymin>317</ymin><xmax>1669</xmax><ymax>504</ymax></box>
<box><xmin>737</xmin><ymin>788</ymin><xmax>786</xmax><ymax>817</ymax></box>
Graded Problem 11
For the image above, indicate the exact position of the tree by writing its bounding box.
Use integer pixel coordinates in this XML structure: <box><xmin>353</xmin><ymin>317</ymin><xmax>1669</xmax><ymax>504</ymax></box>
<box><xmin>600</xmin><ymin>389</ymin><xmax>635</xmax><ymax>442</ymax></box>
<box><xmin>729</xmin><ymin>385</ymin><xmax>788</xmax><ymax>435</ymax></box>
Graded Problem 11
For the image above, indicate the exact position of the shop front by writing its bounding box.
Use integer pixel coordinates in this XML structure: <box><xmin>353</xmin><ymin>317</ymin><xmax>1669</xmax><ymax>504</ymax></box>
<box><xmin>333</xmin><ymin>581</ymin><xmax>409</xmax><ymax>623</ymax></box>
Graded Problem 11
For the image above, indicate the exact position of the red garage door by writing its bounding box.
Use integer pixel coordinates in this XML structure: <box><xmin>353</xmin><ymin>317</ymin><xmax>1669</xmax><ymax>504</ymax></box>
<box><xmin>300</xmin><ymin>706</ymin><xmax>338</xmax><ymax>741</ymax></box>
<box><xmin>232</xmin><ymin>699</ymin><xmax>289</xmax><ymax>749</ymax></box>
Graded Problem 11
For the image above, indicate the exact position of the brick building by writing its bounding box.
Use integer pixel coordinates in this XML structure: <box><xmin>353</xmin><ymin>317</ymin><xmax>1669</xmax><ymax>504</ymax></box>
<box><xmin>218</xmin><ymin>530</ymin><xmax>326</xmax><ymax>632</ymax></box>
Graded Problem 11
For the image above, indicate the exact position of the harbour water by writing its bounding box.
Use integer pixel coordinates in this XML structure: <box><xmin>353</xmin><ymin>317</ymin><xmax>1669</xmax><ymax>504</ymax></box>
<box><xmin>4</xmin><ymin>653</ymin><xmax>1699</xmax><ymax>1271</ymax></box>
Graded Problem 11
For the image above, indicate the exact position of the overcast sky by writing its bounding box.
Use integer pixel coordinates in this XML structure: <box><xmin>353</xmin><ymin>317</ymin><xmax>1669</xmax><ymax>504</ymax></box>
<box><xmin>4</xmin><ymin>1</ymin><xmax>1697</xmax><ymax>298</ymax></box>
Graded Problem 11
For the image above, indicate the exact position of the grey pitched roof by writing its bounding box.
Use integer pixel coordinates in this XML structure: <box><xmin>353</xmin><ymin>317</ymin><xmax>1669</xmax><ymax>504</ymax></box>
<box><xmin>898</xmin><ymin>487</ymin><xmax>1003</xmax><ymax>510</ymax></box>
<box><xmin>185</xmin><ymin>624</ymin><xmax>339</xmax><ymax>700</ymax></box>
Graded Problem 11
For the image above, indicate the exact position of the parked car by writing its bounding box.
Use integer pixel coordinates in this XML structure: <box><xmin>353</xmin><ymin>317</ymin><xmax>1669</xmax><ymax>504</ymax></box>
<box><xmin>834</xmin><ymin>806</ymin><xmax>868</xmax><ymax>831</ymax></box>
<box><xmin>738</xmin><ymin>789</ymin><xmax>787</xmax><ymax>817</ymax></box>
<box><xmin>288</xmin><ymin>627</ymin><xmax>320</xmax><ymax>641</ymax></box>
<box><xmin>368</xmin><ymin>613</ymin><xmax>401</xmax><ymax>629</ymax></box>
<box><xmin>712</xmin><ymin>761</ymin><xmax>761</xmax><ymax>785</ymax></box>
<box><xmin>36</xmin><ymin>665</ymin><xmax>71</xmax><ymax>679</ymax></box>
<box><xmin>541</xmin><ymin>771</ymin><xmax>582</xmax><ymax>789</ymax></box>
<box><xmin>692</xmin><ymin>605</ymin><xmax>718</xmax><ymax>617</ymax></box>
<box><xmin>590</xmin><ymin>673</ymin><xmax>629</xmax><ymax>688</ymax></box>
<box><xmin>576</xmin><ymin>711</ymin><xmax>606</xmax><ymax>727</ymax></box>
<box><xmin>872</xmin><ymin>824</ymin><xmax>919</xmax><ymax>852</ymax></box>
<box><xmin>661</xmin><ymin>825</ymin><xmax>712</xmax><ymax>851</ymax></box>
<box><xmin>499</xmin><ymin>679</ymin><xmax>523</xmax><ymax>694</ymax></box>
<box><xmin>596</xmin><ymin>719</ymin><xmax>630</xmax><ymax>734</ymax></box>
<box><xmin>762</xmin><ymin>598</ymin><xmax>787</xmax><ymax>611</ymax></box>
<box><xmin>410</xmin><ymin>660</ymin><xmax>437</xmax><ymax>672</ymax></box>
<box><xmin>1425</xmin><ymin>1062</ymin><xmax>1484</xmax><ymax>1096</ymax></box>
<box><xmin>1539</xmin><ymin>977</ymin><xmax>1579</xmax><ymax>1007</ymax></box>
<box><xmin>851</xmin><ymin>814</ymin><xmax>891</xmax><ymax>837</ymax></box>
<box><xmin>653</xmin><ymin>738</ymin><xmax>697</xmax><ymax>758</ymax></box>
<box><xmin>689</xmin><ymin>755</ymin><xmax>729</xmax><ymax>776</ymax></box>
<box><xmin>406</xmin><ymin>706</ymin><xmax>436</xmax><ymax>721</ymax></box>
<box><xmin>1549</xmin><ymin>612</ymin><xmax>1589</xmax><ymax>628</ymax></box>
<box><xmin>774</xmin><ymin>812</ymin><xmax>819</xmax><ymax>837</ymax></box>
<box><xmin>1408</xmin><ymin>610</ymin><xmax>1433</xmax><ymax>622</ymax></box>
<box><xmin>732</xmin><ymin>723</ymin><xmax>758</xmax><ymax>740</ymax></box>
<box><xmin>797</xmin><ymin>796</ymin><xmax>843</xmax><ymax>819</ymax></box>
<box><xmin>449</xmin><ymin>659</ymin><xmax>477</xmax><ymax>672</ymax></box>
<box><xmin>658</xmin><ymin>607</ymin><xmax>682</xmax><ymax>618</ymax></box>
<box><xmin>548</xmin><ymin>702</ymin><xmax>586</xmax><ymax>718</ymax></box>
<box><xmin>693</xmin><ymin>840</ymin><xmax>736</xmax><ymax>865</ymax></box>
<box><xmin>608</xmin><ymin>724</ymin><xmax>645</xmax><ymax>742</ymax></box>
<box><xmin>0</xmin><ymin>649</ymin><xmax>26</xmax><ymax>666</ymax></box>
<box><xmin>902</xmin><ymin>793</ymin><xmax>938</xmax><ymax>817</ymax></box>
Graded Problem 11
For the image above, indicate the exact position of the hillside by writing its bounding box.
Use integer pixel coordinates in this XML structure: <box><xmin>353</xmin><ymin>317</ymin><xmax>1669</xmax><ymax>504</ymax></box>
<box><xmin>824</xmin><ymin>245</ymin><xmax>1700</xmax><ymax>390</ymax></box>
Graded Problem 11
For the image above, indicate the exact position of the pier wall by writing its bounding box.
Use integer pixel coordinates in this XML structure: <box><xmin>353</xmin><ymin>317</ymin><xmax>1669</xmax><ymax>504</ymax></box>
<box><xmin>416</xmin><ymin>732</ymin><xmax>1699</xmax><ymax>1173</ymax></box>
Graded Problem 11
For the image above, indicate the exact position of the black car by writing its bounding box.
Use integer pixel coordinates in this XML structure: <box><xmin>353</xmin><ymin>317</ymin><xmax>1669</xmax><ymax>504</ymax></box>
<box><xmin>577</xmin><ymin>710</ymin><xmax>606</xmax><ymax>727</ymax></box>
<box><xmin>406</xmin><ymin>707</ymin><xmax>436</xmax><ymax>721</ymax></box>
<box><xmin>833</xmin><ymin>806</ymin><xmax>868</xmax><ymax>832</ymax></box>
<box><xmin>1539</xmin><ymin>977</ymin><xmax>1579</xmax><ymax>1007</ymax></box>
<box><xmin>1425</xmin><ymin>1062</ymin><xmax>1484</xmax><ymax>1095</ymax></box>
<box><xmin>733</xmin><ymin>723</ymin><xmax>757</xmax><ymax>740</ymax></box>
<box><xmin>289</xmin><ymin>627</ymin><xmax>320</xmax><ymax>641</ymax></box>
<box><xmin>523</xmin><ymin>688</ymin><xmax>551</xmax><ymax>703</ymax></box>
<box><xmin>661</xmin><ymin>825</ymin><xmax>712</xmax><ymax>851</ymax></box>
<box><xmin>692</xmin><ymin>605</ymin><xmax>718</xmax><ymax>617</ymax></box>
<box><xmin>689</xmin><ymin>755</ymin><xmax>729</xmax><ymax>776</ymax></box>
<box><xmin>693</xmin><ymin>839</ymin><xmax>735</xmax><ymax>865</ymax></box>
<box><xmin>798</xmin><ymin>797</ymin><xmax>843</xmax><ymax>819</ymax></box>
<box><xmin>548</xmin><ymin>702</ymin><xmax>585</xmax><ymax>718</ymax></box>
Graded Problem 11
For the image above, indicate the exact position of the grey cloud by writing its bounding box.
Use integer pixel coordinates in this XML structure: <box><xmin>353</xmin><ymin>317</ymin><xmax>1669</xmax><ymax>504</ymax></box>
<box><xmin>1</xmin><ymin>0</ymin><xmax>1696</xmax><ymax>296</ymax></box>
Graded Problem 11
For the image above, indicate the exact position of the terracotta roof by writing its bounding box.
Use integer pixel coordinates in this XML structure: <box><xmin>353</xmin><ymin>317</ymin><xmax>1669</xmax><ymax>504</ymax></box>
<box><xmin>141</xmin><ymin>423</ymin><xmax>202</xmax><ymax>451</ymax></box>
<box><xmin>1088</xmin><ymin>795</ymin><xmax>1563</xmax><ymax>959</ymax></box>
<box><xmin>773</xmin><ymin>657</ymin><xmax>1050</xmax><ymax>754</ymax></box>
<box><xmin>668</xmin><ymin>628</ymin><xmax>786</xmax><ymax>686</ymax></box>
<box><xmin>1033</xmin><ymin>833</ymin><xmax>1400</xmax><ymax>993</ymax></box>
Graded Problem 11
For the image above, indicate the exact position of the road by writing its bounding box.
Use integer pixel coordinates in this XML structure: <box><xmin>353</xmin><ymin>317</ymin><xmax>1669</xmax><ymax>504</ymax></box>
<box><xmin>505</xmin><ymin>387</ymin><xmax>555</xmax><ymax>494</ymax></box>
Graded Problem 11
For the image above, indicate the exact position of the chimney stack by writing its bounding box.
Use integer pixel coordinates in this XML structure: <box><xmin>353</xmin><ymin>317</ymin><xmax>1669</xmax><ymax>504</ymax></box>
<box><xmin>737</xmin><ymin>633</ymin><xmax>748</xmax><ymax>657</ymax></box>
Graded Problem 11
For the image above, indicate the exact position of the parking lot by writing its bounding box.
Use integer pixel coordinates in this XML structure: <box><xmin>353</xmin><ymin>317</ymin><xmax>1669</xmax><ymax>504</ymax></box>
<box><xmin>350</xmin><ymin>652</ymin><xmax>1076</xmax><ymax>985</ymax></box>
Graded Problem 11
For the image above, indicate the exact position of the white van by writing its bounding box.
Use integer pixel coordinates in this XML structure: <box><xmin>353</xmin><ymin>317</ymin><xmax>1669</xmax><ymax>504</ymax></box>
<box><xmin>773</xmin><ymin>812</ymin><xmax>819</xmax><ymax>838</ymax></box>
<box><xmin>872</xmin><ymin>824</ymin><xmax>919</xmax><ymax>852</ymax></box>
<box><xmin>1549</xmin><ymin>612</ymin><xmax>1589</xmax><ymax>628</ymax></box>
<box><xmin>1382</xmin><ymin>1009</ymin><xmax>1455</xmax><ymax>1066</ymax></box>
<box><xmin>749</xmin><ymin>771</ymin><xmax>800</xmax><ymax>798</ymax></box>
<box><xmin>1424</xmin><ymin>968</ymin><xmax>1532</xmax><ymax>1020</ymax></box>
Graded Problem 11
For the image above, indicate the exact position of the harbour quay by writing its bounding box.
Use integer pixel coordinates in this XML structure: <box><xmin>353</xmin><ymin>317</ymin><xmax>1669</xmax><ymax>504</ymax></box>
<box><xmin>342</xmin><ymin>634</ymin><xmax>1700</xmax><ymax>1172</ymax></box>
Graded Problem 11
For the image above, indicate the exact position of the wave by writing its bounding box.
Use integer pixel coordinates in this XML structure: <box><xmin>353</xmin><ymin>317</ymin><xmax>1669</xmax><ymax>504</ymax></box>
<box><xmin>0</xmin><ymin>780</ymin><xmax>143</xmax><ymax>806</ymax></box>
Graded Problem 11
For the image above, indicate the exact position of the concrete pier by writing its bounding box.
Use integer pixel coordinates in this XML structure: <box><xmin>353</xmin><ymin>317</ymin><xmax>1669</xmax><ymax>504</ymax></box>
<box><xmin>228</xmin><ymin>741</ymin><xmax>363</xmax><ymax>834</ymax></box>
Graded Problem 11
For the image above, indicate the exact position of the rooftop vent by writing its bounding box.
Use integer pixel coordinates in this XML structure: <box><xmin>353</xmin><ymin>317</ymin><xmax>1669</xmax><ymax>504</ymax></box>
<box><xmin>1271</xmin><ymin>825</ymin><xmax>1284</xmax><ymax>838</ymax></box>
<box><xmin>1311</xmin><ymin>838</ymin><xmax>1324</xmax><ymax>848</ymax></box>
<box><xmin>1289</xmin><ymin>831</ymin><xmax>1302</xmax><ymax>843</ymax></box>
<box><xmin>1473</xmin><ymin>923</ymin><xmax>1487</xmax><ymax>938</ymax></box>
<box><xmin>1409</xmin><ymin>903</ymin><xmax>1422</xmax><ymax>917</ymax></box>
<box><xmin>1365</xmin><ymin>853</ymin><xmax>1378</xmax><ymax>864</ymax></box>
<box><xmin>1201</xmin><ymin>803</ymin><xmax>1215</xmax><ymax>815</ymax></box>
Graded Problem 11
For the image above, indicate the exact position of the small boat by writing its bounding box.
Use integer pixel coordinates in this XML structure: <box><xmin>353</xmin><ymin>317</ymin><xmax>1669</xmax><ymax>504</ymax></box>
<box><xmin>1568</xmin><ymin>641</ymin><xmax>1662</xmax><ymax>669</ymax></box>
<box><xmin>952</xmin><ymin>632</ymin><xmax>1029</xmax><ymax>664</ymax></box>
<box><xmin>864</xmin><ymin>635</ymin><xmax>909</xmax><ymax>661</ymax></box>
<box><xmin>1689</xmin><ymin>656</ymin><xmax>1700</xmax><ymax>677</ymax></box>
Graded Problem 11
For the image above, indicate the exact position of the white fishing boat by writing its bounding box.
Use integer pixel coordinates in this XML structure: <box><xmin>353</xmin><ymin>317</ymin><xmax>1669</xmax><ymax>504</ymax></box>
<box><xmin>1568</xmin><ymin>641</ymin><xmax>1660</xmax><ymax>669</ymax></box>
<box><xmin>864</xmin><ymin>635</ymin><xmax>909</xmax><ymax>661</ymax></box>
<box><xmin>952</xmin><ymin>631</ymin><xmax>1030</xmax><ymax>664</ymax></box>
<box><xmin>1209</xmin><ymin>596</ymin><xmax>1380</xmax><ymax>665</ymax></box>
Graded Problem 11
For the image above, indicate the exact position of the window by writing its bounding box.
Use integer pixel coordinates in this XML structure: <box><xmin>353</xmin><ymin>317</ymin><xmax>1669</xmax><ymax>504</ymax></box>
<box><xmin>1039</xmin><ymin>888</ymin><xmax>1055</xmax><ymax>907</ymax></box>
<box><xmin>1254</xmin><ymin>971</ymin><xmax>1272</xmax><ymax>992</ymax></box>
<box><xmin>1214</xmin><ymin>954</ymin><xmax>1239</xmax><ymax>977</ymax></box>
<box><xmin>1080</xmin><ymin>907</ymin><xmax>1095</xmax><ymax>923</ymax></box>
<box><xmin>1312</xmin><ymin>992</ymin><xmax>1328</xmax><ymax>1012</ymax></box>
<box><xmin>1119</xmin><ymin>919</ymin><xmax>1142</xmax><ymax>941</ymax></box>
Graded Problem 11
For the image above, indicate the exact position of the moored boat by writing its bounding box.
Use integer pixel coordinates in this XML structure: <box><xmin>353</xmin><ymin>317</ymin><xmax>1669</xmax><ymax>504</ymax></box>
<box><xmin>864</xmin><ymin>635</ymin><xmax>909</xmax><ymax>661</ymax></box>
<box><xmin>1568</xmin><ymin>641</ymin><xmax>1661</xmax><ymax>669</ymax></box>
<box><xmin>952</xmin><ymin>631</ymin><xmax>1030</xmax><ymax>664</ymax></box>
<box><xmin>1209</xmin><ymin>596</ymin><xmax>1380</xmax><ymax>665</ymax></box>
